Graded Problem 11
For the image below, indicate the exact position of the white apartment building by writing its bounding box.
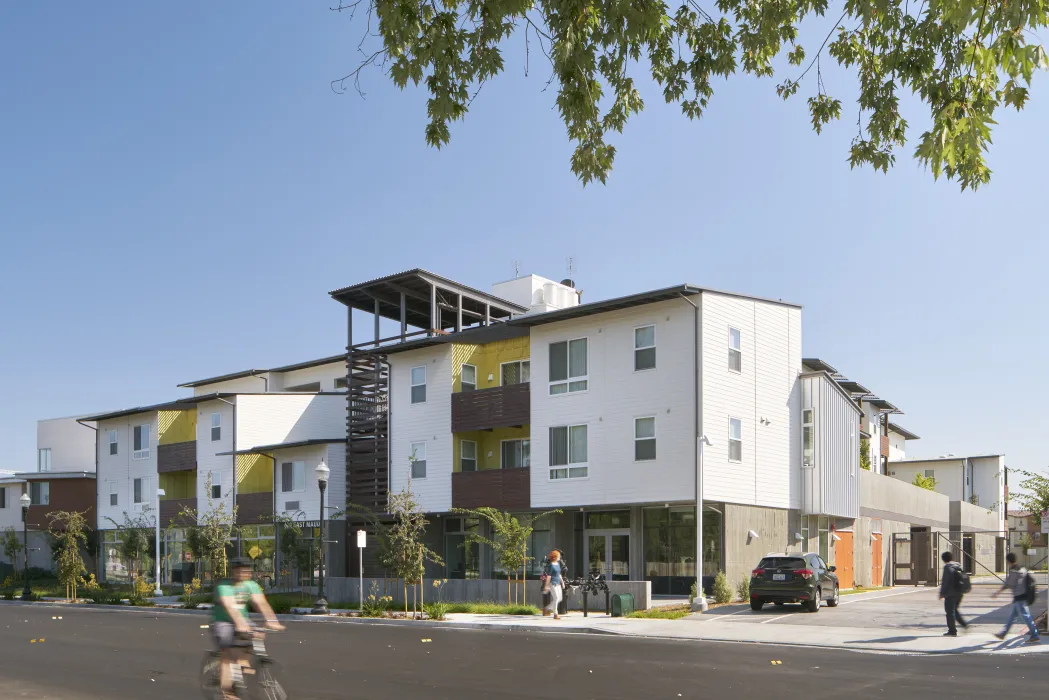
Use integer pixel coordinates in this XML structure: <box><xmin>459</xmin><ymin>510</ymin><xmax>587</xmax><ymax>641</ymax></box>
<box><xmin>888</xmin><ymin>454</ymin><xmax>1006</xmax><ymax>525</ymax></box>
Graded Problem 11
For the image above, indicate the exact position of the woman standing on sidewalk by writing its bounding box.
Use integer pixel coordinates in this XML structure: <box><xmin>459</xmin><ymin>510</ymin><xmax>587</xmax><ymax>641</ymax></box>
<box><xmin>543</xmin><ymin>551</ymin><xmax>565</xmax><ymax>620</ymax></box>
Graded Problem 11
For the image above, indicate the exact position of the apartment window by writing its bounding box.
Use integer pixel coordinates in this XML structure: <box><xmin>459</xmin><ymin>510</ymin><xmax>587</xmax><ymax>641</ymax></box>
<box><xmin>411</xmin><ymin>366</ymin><xmax>427</xmax><ymax>404</ymax></box>
<box><xmin>501</xmin><ymin>439</ymin><xmax>530</xmax><ymax>468</ymax></box>
<box><xmin>108</xmin><ymin>430</ymin><xmax>118</xmax><ymax>456</ymax></box>
<box><xmin>110</xmin><ymin>491</ymin><xmax>118</xmax><ymax>507</ymax></box>
<box><xmin>410</xmin><ymin>442</ymin><xmax>427</xmax><ymax>479</ymax></box>
<box><xmin>335</xmin><ymin>377</ymin><xmax>348</xmax><ymax>390</ymax></box>
<box><xmin>549</xmin><ymin>338</ymin><xmax>588</xmax><ymax>395</ymax></box>
<box><xmin>461</xmin><ymin>364</ymin><xmax>477</xmax><ymax>392</ymax></box>
<box><xmin>501</xmin><ymin>360</ymin><xmax>530</xmax><ymax>385</ymax></box>
<box><xmin>211</xmin><ymin>412</ymin><xmax>221</xmax><ymax>442</ymax></box>
<box><xmin>30</xmin><ymin>482</ymin><xmax>49</xmax><ymax>506</ymax></box>
<box><xmin>38</xmin><ymin>448</ymin><xmax>51</xmax><ymax>473</ymax></box>
<box><xmin>925</xmin><ymin>469</ymin><xmax>935</xmax><ymax>479</ymax></box>
<box><xmin>549</xmin><ymin>425</ymin><xmax>588</xmax><ymax>479</ymax></box>
<box><xmin>210</xmin><ymin>472</ymin><xmax>222</xmax><ymax>499</ymax></box>
<box><xmin>729</xmin><ymin>328</ymin><xmax>742</xmax><ymax>372</ymax></box>
<box><xmin>281</xmin><ymin>462</ymin><xmax>306</xmax><ymax>493</ymax></box>
<box><xmin>634</xmin><ymin>326</ymin><xmax>656</xmax><ymax>371</ymax></box>
<box><xmin>728</xmin><ymin>417</ymin><xmax>743</xmax><ymax>462</ymax></box>
<box><xmin>133</xmin><ymin>424</ymin><xmax>150</xmax><ymax>460</ymax></box>
<box><xmin>460</xmin><ymin>440</ymin><xmax>478</xmax><ymax>472</ymax></box>
<box><xmin>0</xmin><ymin>487</ymin><xmax>6</xmax><ymax>508</ymax></box>
<box><xmin>133</xmin><ymin>478</ymin><xmax>144</xmax><ymax>504</ymax></box>
<box><xmin>634</xmin><ymin>417</ymin><xmax>657</xmax><ymax>461</ymax></box>
<box><xmin>802</xmin><ymin>409</ymin><xmax>814</xmax><ymax>467</ymax></box>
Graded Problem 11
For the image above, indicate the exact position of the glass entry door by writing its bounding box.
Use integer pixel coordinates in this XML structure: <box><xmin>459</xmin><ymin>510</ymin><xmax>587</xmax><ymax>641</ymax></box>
<box><xmin>587</xmin><ymin>531</ymin><xmax>630</xmax><ymax>581</ymax></box>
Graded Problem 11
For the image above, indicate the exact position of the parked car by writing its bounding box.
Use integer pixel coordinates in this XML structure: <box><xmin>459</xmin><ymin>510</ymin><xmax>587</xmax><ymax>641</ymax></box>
<box><xmin>749</xmin><ymin>553</ymin><xmax>839</xmax><ymax>613</ymax></box>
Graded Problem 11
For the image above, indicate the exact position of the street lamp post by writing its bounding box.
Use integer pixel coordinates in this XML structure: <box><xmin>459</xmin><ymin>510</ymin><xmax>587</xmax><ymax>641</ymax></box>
<box><xmin>693</xmin><ymin>436</ymin><xmax>712</xmax><ymax>612</ymax></box>
<box><xmin>312</xmin><ymin>461</ymin><xmax>330</xmax><ymax>615</ymax></box>
<box><xmin>154</xmin><ymin>488</ymin><xmax>166</xmax><ymax>597</ymax></box>
<box><xmin>20</xmin><ymin>492</ymin><xmax>31</xmax><ymax>601</ymax></box>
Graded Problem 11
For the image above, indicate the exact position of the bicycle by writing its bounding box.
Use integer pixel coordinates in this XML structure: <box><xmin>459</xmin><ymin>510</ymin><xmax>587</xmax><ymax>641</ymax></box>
<box><xmin>201</xmin><ymin>628</ymin><xmax>287</xmax><ymax>700</ymax></box>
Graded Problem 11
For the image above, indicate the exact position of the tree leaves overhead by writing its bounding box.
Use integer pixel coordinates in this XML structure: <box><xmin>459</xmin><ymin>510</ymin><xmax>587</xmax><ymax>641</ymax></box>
<box><xmin>337</xmin><ymin>0</ymin><xmax>1048</xmax><ymax>188</ymax></box>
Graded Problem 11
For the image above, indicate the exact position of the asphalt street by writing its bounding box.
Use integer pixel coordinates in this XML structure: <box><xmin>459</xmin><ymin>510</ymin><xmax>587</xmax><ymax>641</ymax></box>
<box><xmin>1</xmin><ymin>602</ymin><xmax>1046</xmax><ymax>700</ymax></box>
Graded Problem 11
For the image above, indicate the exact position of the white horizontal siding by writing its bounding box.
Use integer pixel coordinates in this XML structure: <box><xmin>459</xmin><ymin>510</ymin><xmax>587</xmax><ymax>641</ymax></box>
<box><xmin>196</xmin><ymin>400</ymin><xmax>236</xmax><ymax>514</ymax></box>
<box><xmin>38</xmin><ymin>417</ymin><xmax>96</xmax><ymax>473</ymax></box>
<box><xmin>271</xmin><ymin>445</ymin><xmax>334</xmax><ymax>520</ymax></box>
<box><xmin>236</xmin><ymin>394</ymin><xmax>345</xmax><ymax>450</ymax></box>
<box><xmin>388</xmin><ymin>346</ymin><xmax>454</xmax><ymax>513</ymax></box>
<box><xmin>273</xmin><ymin>362</ymin><xmax>346</xmax><ymax>393</ymax></box>
<box><xmin>529</xmin><ymin>298</ymin><xmax>696</xmax><ymax>508</ymax></box>
<box><xmin>96</xmin><ymin>412</ymin><xmax>160</xmax><ymax>526</ymax></box>
<box><xmin>191</xmin><ymin>374</ymin><xmax>272</xmax><ymax>396</ymax></box>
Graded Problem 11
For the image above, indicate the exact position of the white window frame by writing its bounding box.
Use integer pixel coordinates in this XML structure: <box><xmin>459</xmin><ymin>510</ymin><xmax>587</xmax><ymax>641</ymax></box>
<box><xmin>460</xmin><ymin>439</ymin><xmax>478</xmax><ymax>472</ymax></box>
<box><xmin>634</xmin><ymin>325</ymin><xmax>656</xmax><ymax>372</ymax></box>
<box><xmin>211</xmin><ymin>412</ymin><xmax>221</xmax><ymax>442</ymax></box>
<box><xmin>548</xmin><ymin>424</ymin><xmax>588</xmax><ymax>480</ymax></box>
<box><xmin>802</xmin><ymin>409</ymin><xmax>814</xmax><ymax>468</ymax></box>
<box><xmin>410</xmin><ymin>441</ymin><xmax>427</xmax><ymax>479</ymax></box>
<box><xmin>500</xmin><ymin>438</ymin><xmax>531</xmax><ymax>469</ymax></box>
<box><xmin>109</xmin><ymin>481</ymin><xmax>118</xmax><ymax>507</ymax></box>
<box><xmin>210</xmin><ymin>472</ymin><xmax>223</xmax><ymax>500</ymax></box>
<box><xmin>108</xmin><ymin>430</ymin><xmax>118</xmax><ymax>456</ymax></box>
<box><xmin>548</xmin><ymin>338</ymin><xmax>588</xmax><ymax>395</ymax></box>
<box><xmin>133</xmin><ymin>423</ymin><xmax>151</xmax><ymax>460</ymax></box>
<box><xmin>728</xmin><ymin>327</ymin><xmax>742</xmax><ymax>373</ymax></box>
<box><xmin>30</xmin><ymin>481</ymin><xmax>49</xmax><ymax>506</ymax></box>
<box><xmin>500</xmin><ymin>360</ymin><xmax>531</xmax><ymax>386</ymax></box>
<box><xmin>410</xmin><ymin>366</ymin><xmax>427</xmax><ymax>404</ymax></box>
<box><xmin>133</xmin><ymin>477</ymin><xmax>144</xmax><ymax>504</ymax></box>
<box><xmin>461</xmin><ymin>364</ymin><xmax>477</xmax><ymax>392</ymax></box>
<box><xmin>281</xmin><ymin>461</ymin><xmax>306</xmax><ymax>493</ymax></box>
<box><xmin>728</xmin><ymin>417</ymin><xmax>743</xmax><ymax>463</ymax></box>
<box><xmin>634</xmin><ymin>416</ymin><xmax>657</xmax><ymax>461</ymax></box>
<box><xmin>38</xmin><ymin>448</ymin><xmax>52</xmax><ymax>473</ymax></box>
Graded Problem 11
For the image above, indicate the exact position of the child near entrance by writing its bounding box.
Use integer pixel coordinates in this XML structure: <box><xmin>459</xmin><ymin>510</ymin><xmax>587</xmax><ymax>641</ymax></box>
<box><xmin>542</xmin><ymin>551</ymin><xmax>565</xmax><ymax>619</ymax></box>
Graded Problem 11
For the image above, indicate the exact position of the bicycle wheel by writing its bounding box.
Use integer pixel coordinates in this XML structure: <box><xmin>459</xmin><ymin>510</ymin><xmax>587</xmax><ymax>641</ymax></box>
<box><xmin>200</xmin><ymin>652</ymin><xmax>223</xmax><ymax>699</ymax></box>
<box><xmin>254</xmin><ymin>659</ymin><xmax>288</xmax><ymax>700</ymax></box>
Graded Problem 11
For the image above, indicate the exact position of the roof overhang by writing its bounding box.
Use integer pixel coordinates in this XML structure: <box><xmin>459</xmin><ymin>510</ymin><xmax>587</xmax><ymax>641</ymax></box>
<box><xmin>15</xmin><ymin>471</ymin><xmax>95</xmax><ymax>481</ymax></box>
<box><xmin>835</xmin><ymin>379</ymin><xmax>871</xmax><ymax>395</ymax></box>
<box><xmin>509</xmin><ymin>285</ymin><xmax>704</xmax><ymax>327</ymax></box>
<box><xmin>178</xmin><ymin>354</ymin><xmax>347</xmax><ymax>388</ymax></box>
<box><xmin>863</xmin><ymin>396</ymin><xmax>901</xmax><ymax>413</ymax></box>
<box><xmin>217</xmin><ymin>438</ymin><xmax>346</xmax><ymax>456</ymax></box>
<box><xmin>365</xmin><ymin>323</ymin><xmax>530</xmax><ymax>357</ymax></box>
<box><xmin>888</xmin><ymin>422</ymin><xmax>921</xmax><ymax>440</ymax></box>
<box><xmin>80</xmin><ymin>394</ymin><xmax>239</xmax><ymax>422</ymax></box>
<box><xmin>802</xmin><ymin>358</ymin><xmax>838</xmax><ymax>375</ymax></box>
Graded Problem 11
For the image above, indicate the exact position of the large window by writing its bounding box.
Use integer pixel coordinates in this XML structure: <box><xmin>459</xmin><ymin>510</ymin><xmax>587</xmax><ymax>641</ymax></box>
<box><xmin>501</xmin><ymin>439</ymin><xmax>530</xmax><ymax>468</ymax></box>
<box><xmin>802</xmin><ymin>409</ymin><xmax>814</xmax><ymax>467</ymax></box>
<box><xmin>549</xmin><ymin>425</ymin><xmax>587</xmax><ymax>479</ymax></box>
<box><xmin>133</xmin><ymin>478</ymin><xmax>144</xmax><ymax>504</ymax></box>
<box><xmin>635</xmin><ymin>417</ymin><xmax>656</xmax><ymax>461</ymax></box>
<box><xmin>460</xmin><ymin>440</ymin><xmax>477</xmax><ymax>472</ymax></box>
<box><xmin>728</xmin><ymin>417</ymin><xmax>742</xmax><ymax>462</ymax></box>
<box><xmin>728</xmin><ymin>327</ymin><xmax>742</xmax><ymax>372</ymax></box>
<box><xmin>133</xmin><ymin>424</ymin><xmax>150</xmax><ymax>460</ymax></box>
<box><xmin>444</xmin><ymin>517</ymin><xmax>480</xmax><ymax>579</ymax></box>
<box><xmin>410</xmin><ymin>366</ymin><xmax>427</xmax><ymax>404</ymax></box>
<box><xmin>38</xmin><ymin>448</ymin><xmax>51</xmax><ymax>472</ymax></box>
<box><xmin>108</xmin><ymin>430</ymin><xmax>118</xmax><ymax>456</ymax></box>
<box><xmin>643</xmin><ymin>507</ymin><xmax>698</xmax><ymax>595</ymax></box>
<box><xmin>211</xmin><ymin>413</ymin><xmax>221</xmax><ymax>441</ymax></box>
<box><xmin>281</xmin><ymin>462</ymin><xmax>306</xmax><ymax>493</ymax></box>
<box><xmin>460</xmin><ymin>364</ymin><xmax>477</xmax><ymax>392</ymax></box>
<box><xmin>549</xmin><ymin>338</ymin><xmax>588</xmax><ymax>394</ymax></box>
<box><xmin>634</xmin><ymin>326</ymin><xmax>656</xmax><ymax>371</ymax></box>
<box><xmin>30</xmin><ymin>481</ymin><xmax>50</xmax><ymax>506</ymax></box>
<box><xmin>501</xmin><ymin>360</ymin><xmax>530</xmax><ymax>385</ymax></box>
<box><xmin>410</xmin><ymin>442</ymin><xmax>427</xmax><ymax>479</ymax></box>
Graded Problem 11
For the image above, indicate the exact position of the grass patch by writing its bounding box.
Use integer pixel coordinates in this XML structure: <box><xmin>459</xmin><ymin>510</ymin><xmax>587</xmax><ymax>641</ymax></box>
<box><xmin>840</xmin><ymin>586</ymin><xmax>892</xmax><ymax>595</ymax></box>
<box><xmin>444</xmin><ymin>601</ymin><xmax>540</xmax><ymax>615</ymax></box>
<box><xmin>627</xmin><ymin>605</ymin><xmax>692</xmax><ymax>620</ymax></box>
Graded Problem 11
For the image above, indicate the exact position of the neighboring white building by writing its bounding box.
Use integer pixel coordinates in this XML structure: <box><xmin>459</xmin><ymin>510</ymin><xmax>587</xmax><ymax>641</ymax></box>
<box><xmin>36</xmin><ymin>416</ymin><xmax>97</xmax><ymax>474</ymax></box>
<box><xmin>887</xmin><ymin>422</ymin><xmax>920</xmax><ymax>461</ymax></box>
<box><xmin>178</xmin><ymin>354</ymin><xmax>348</xmax><ymax>395</ymax></box>
<box><xmin>888</xmin><ymin>454</ymin><xmax>1006</xmax><ymax>529</ymax></box>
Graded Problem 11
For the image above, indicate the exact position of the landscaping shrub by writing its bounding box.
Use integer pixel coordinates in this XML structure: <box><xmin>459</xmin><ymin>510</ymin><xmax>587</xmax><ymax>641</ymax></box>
<box><xmin>737</xmin><ymin>574</ymin><xmax>750</xmax><ymax>603</ymax></box>
<box><xmin>443</xmin><ymin>602</ymin><xmax>539</xmax><ymax>615</ymax></box>
<box><xmin>423</xmin><ymin>601</ymin><xmax>450</xmax><ymax>621</ymax></box>
<box><xmin>712</xmin><ymin>572</ymin><xmax>733</xmax><ymax>605</ymax></box>
<box><xmin>627</xmin><ymin>605</ymin><xmax>691</xmax><ymax>620</ymax></box>
<box><xmin>180</xmin><ymin>593</ymin><xmax>212</xmax><ymax>609</ymax></box>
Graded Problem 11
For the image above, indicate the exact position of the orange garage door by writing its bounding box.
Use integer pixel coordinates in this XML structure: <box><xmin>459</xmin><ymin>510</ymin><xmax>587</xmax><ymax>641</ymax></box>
<box><xmin>835</xmin><ymin>531</ymin><xmax>854</xmax><ymax>590</ymax></box>
<box><xmin>871</xmin><ymin>533</ymin><xmax>883</xmax><ymax>587</ymax></box>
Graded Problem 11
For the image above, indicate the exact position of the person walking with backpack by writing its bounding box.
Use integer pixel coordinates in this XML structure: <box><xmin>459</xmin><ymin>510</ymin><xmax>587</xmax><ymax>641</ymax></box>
<box><xmin>938</xmin><ymin>551</ymin><xmax>970</xmax><ymax>636</ymax></box>
<box><xmin>993</xmin><ymin>552</ymin><xmax>1041</xmax><ymax>643</ymax></box>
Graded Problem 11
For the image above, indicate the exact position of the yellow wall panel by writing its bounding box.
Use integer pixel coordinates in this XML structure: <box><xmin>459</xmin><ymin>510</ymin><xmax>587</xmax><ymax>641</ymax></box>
<box><xmin>237</xmin><ymin>454</ymin><xmax>274</xmax><ymax>494</ymax></box>
<box><xmin>452</xmin><ymin>426</ymin><xmax>531</xmax><ymax>472</ymax></box>
<box><xmin>451</xmin><ymin>336</ymin><xmax>530</xmax><ymax>392</ymax></box>
<box><xmin>158</xmin><ymin>410</ymin><xmax>197</xmax><ymax>445</ymax></box>
<box><xmin>159</xmin><ymin>471</ymin><xmax>196</xmax><ymax>500</ymax></box>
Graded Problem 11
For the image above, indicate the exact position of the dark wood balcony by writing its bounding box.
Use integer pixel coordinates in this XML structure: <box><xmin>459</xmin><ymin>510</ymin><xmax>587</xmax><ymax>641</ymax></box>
<box><xmin>451</xmin><ymin>383</ymin><xmax>530</xmax><ymax>433</ymax></box>
<box><xmin>158</xmin><ymin>441</ymin><xmax>197</xmax><ymax>473</ymax></box>
<box><xmin>237</xmin><ymin>492</ymin><xmax>274</xmax><ymax>525</ymax></box>
<box><xmin>159</xmin><ymin>497</ymin><xmax>197</xmax><ymax>527</ymax></box>
<box><xmin>451</xmin><ymin>467</ymin><xmax>530</xmax><ymax>511</ymax></box>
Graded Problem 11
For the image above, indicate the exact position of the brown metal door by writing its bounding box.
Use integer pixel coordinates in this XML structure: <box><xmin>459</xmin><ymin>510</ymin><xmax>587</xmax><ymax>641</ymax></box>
<box><xmin>871</xmin><ymin>534</ymin><xmax>883</xmax><ymax>587</ymax></box>
<box><xmin>894</xmin><ymin>534</ymin><xmax>914</xmax><ymax>585</ymax></box>
<box><xmin>835</xmin><ymin>531</ymin><xmax>854</xmax><ymax>590</ymax></box>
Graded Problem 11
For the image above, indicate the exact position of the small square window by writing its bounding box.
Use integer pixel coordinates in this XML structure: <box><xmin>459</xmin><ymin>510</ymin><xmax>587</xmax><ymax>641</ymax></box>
<box><xmin>211</xmin><ymin>483</ymin><xmax>222</xmax><ymax>500</ymax></box>
<box><xmin>634</xmin><ymin>417</ymin><xmax>656</xmax><ymax>461</ymax></box>
<box><xmin>110</xmin><ymin>493</ymin><xmax>118</xmax><ymax>507</ymax></box>
<box><xmin>410</xmin><ymin>442</ymin><xmax>427</xmax><ymax>479</ymax></box>
<box><xmin>411</xmin><ymin>366</ymin><xmax>427</xmax><ymax>404</ymax></box>
<box><xmin>729</xmin><ymin>327</ymin><xmax>742</xmax><ymax>373</ymax></box>
<box><xmin>211</xmin><ymin>412</ymin><xmax>221</xmax><ymax>442</ymax></box>
<box><xmin>108</xmin><ymin>430</ymin><xmax>118</xmax><ymax>456</ymax></box>
<box><xmin>460</xmin><ymin>440</ymin><xmax>477</xmax><ymax>472</ymax></box>
<box><xmin>634</xmin><ymin>326</ymin><xmax>656</xmax><ymax>371</ymax></box>
<box><xmin>461</xmin><ymin>364</ymin><xmax>477</xmax><ymax>392</ymax></box>
<box><xmin>729</xmin><ymin>417</ymin><xmax>743</xmax><ymax>462</ymax></box>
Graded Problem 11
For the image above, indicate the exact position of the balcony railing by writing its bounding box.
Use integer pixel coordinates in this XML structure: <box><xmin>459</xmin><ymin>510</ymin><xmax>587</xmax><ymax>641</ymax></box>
<box><xmin>158</xmin><ymin>441</ymin><xmax>197</xmax><ymax>473</ymax></box>
<box><xmin>451</xmin><ymin>383</ymin><xmax>530</xmax><ymax>433</ymax></box>
<box><xmin>159</xmin><ymin>497</ymin><xmax>197</xmax><ymax>527</ymax></box>
<box><xmin>452</xmin><ymin>467</ymin><xmax>530</xmax><ymax>511</ymax></box>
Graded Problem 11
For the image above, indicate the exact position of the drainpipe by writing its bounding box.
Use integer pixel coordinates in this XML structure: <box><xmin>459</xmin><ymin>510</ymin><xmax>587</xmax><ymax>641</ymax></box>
<box><xmin>76</xmin><ymin>419</ymin><xmax>100</xmax><ymax>578</ymax></box>
<box><xmin>250</xmin><ymin>371</ymin><xmax>269</xmax><ymax>392</ymax></box>
<box><xmin>680</xmin><ymin>293</ymin><xmax>706</xmax><ymax>610</ymax></box>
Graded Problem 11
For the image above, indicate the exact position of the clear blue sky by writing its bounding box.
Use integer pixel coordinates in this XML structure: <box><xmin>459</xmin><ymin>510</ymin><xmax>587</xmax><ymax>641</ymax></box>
<box><xmin>2</xmin><ymin>3</ymin><xmax>1046</xmax><ymax>481</ymax></box>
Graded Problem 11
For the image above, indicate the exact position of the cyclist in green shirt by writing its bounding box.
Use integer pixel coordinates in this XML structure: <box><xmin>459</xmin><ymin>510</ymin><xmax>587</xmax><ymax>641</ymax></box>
<box><xmin>211</xmin><ymin>558</ymin><xmax>283</xmax><ymax>699</ymax></box>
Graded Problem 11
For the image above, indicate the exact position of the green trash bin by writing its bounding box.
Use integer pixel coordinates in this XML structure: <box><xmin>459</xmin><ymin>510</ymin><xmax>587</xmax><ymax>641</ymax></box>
<box><xmin>611</xmin><ymin>593</ymin><xmax>635</xmax><ymax>617</ymax></box>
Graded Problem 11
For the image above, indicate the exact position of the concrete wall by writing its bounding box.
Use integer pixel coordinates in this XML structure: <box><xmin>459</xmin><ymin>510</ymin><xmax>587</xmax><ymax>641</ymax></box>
<box><xmin>950</xmin><ymin>500</ymin><xmax>1002</xmax><ymax>534</ymax></box>
<box><xmin>860</xmin><ymin>469</ymin><xmax>949</xmax><ymax>528</ymax></box>
<box><xmin>722</xmin><ymin>503</ymin><xmax>797</xmax><ymax>586</ymax></box>
<box><xmin>853</xmin><ymin>516</ymin><xmax>912</xmax><ymax>588</ymax></box>
<box><xmin>324</xmin><ymin>576</ymin><xmax>653</xmax><ymax>610</ymax></box>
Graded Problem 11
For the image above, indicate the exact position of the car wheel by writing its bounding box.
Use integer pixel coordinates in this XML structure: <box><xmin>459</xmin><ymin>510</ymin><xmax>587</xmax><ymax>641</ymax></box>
<box><xmin>750</xmin><ymin>599</ymin><xmax>764</xmax><ymax>611</ymax></box>
<box><xmin>806</xmin><ymin>588</ymin><xmax>821</xmax><ymax>613</ymax></box>
<box><xmin>826</xmin><ymin>585</ymin><xmax>840</xmax><ymax>608</ymax></box>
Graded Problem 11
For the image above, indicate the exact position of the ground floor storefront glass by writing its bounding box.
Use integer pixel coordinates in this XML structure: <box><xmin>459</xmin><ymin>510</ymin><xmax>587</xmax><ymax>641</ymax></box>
<box><xmin>238</xmin><ymin>525</ymin><xmax>277</xmax><ymax>588</ymax></box>
<box><xmin>444</xmin><ymin>516</ymin><xmax>480</xmax><ymax>579</ymax></box>
<box><xmin>642</xmin><ymin>505</ymin><xmax>723</xmax><ymax>595</ymax></box>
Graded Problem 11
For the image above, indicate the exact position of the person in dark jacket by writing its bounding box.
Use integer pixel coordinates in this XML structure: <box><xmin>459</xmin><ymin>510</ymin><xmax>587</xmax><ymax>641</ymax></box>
<box><xmin>938</xmin><ymin>551</ymin><xmax>969</xmax><ymax>636</ymax></box>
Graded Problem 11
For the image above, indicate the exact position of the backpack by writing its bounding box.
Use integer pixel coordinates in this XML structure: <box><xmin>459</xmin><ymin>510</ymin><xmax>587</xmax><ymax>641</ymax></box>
<box><xmin>1024</xmin><ymin>572</ymin><xmax>1037</xmax><ymax>606</ymax></box>
<box><xmin>955</xmin><ymin>568</ymin><xmax>972</xmax><ymax>595</ymax></box>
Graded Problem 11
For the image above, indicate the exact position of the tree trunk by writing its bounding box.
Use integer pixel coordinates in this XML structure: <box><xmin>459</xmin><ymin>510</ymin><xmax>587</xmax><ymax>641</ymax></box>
<box><xmin>507</xmin><ymin>575</ymin><xmax>511</xmax><ymax>605</ymax></box>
